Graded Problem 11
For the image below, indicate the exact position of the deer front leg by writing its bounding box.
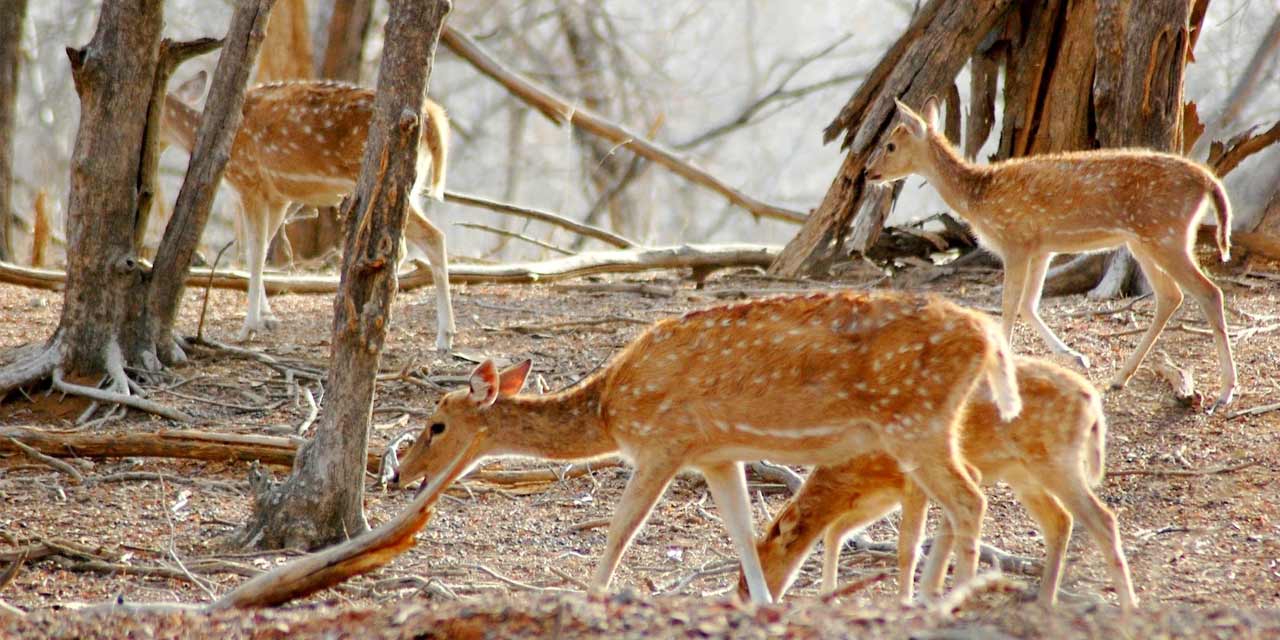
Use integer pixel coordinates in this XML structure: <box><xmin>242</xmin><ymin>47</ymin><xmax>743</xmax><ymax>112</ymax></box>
<box><xmin>589</xmin><ymin>459</ymin><xmax>679</xmax><ymax>594</ymax></box>
<box><xmin>407</xmin><ymin>204</ymin><xmax>456</xmax><ymax>353</ymax></box>
<box><xmin>238</xmin><ymin>200</ymin><xmax>281</xmax><ymax>341</ymax></box>
<box><xmin>897</xmin><ymin>480</ymin><xmax>929</xmax><ymax>604</ymax></box>
<box><xmin>1020</xmin><ymin>252</ymin><xmax>1089</xmax><ymax>369</ymax></box>
<box><xmin>999</xmin><ymin>252</ymin><xmax>1031</xmax><ymax>349</ymax></box>
<box><xmin>702</xmin><ymin>461</ymin><xmax>773</xmax><ymax>604</ymax></box>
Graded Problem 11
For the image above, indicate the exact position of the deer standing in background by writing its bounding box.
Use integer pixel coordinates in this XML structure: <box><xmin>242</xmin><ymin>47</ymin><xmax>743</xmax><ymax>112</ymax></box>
<box><xmin>740</xmin><ymin>356</ymin><xmax>1137</xmax><ymax>612</ymax></box>
<box><xmin>867</xmin><ymin>98</ymin><xmax>1236</xmax><ymax>410</ymax></box>
<box><xmin>393</xmin><ymin>291</ymin><xmax>1022</xmax><ymax>604</ymax></box>
<box><xmin>161</xmin><ymin>76</ymin><xmax>455</xmax><ymax>350</ymax></box>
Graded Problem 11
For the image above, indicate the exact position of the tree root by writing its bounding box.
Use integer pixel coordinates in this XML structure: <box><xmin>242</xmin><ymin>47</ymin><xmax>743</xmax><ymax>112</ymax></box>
<box><xmin>52</xmin><ymin>367</ymin><xmax>193</xmax><ymax>424</ymax></box>
<box><xmin>0</xmin><ymin>338</ymin><xmax>59</xmax><ymax>398</ymax></box>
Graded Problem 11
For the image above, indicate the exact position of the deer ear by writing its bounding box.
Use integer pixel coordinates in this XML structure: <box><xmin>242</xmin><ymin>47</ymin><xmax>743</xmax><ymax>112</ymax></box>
<box><xmin>894</xmin><ymin>98</ymin><xmax>927</xmax><ymax>139</ymax></box>
<box><xmin>468</xmin><ymin>360</ymin><xmax>500</xmax><ymax>407</ymax></box>
<box><xmin>497</xmin><ymin>359</ymin><xmax>533</xmax><ymax>397</ymax></box>
<box><xmin>921</xmin><ymin>96</ymin><xmax>942</xmax><ymax>131</ymax></box>
<box><xmin>174</xmin><ymin>70</ymin><xmax>207</xmax><ymax>103</ymax></box>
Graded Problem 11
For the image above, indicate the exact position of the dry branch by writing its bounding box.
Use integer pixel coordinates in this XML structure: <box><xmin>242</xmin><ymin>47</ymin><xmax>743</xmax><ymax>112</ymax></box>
<box><xmin>440</xmin><ymin>27</ymin><xmax>804</xmax><ymax>224</ymax></box>
<box><xmin>1208</xmin><ymin>120</ymin><xmax>1280</xmax><ymax>178</ymax></box>
<box><xmin>444</xmin><ymin>190</ymin><xmax>635</xmax><ymax>249</ymax></box>
<box><xmin>0</xmin><ymin>244</ymin><xmax>779</xmax><ymax>293</ymax></box>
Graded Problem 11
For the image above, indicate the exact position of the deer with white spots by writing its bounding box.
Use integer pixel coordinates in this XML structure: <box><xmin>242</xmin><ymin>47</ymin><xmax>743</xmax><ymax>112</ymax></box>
<box><xmin>739</xmin><ymin>356</ymin><xmax>1137</xmax><ymax>612</ymax></box>
<box><xmin>392</xmin><ymin>291</ymin><xmax>1022</xmax><ymax>604</ymax></box>
<box><xmin>867</xmin><ymin>98</ymin><xmax>1236</xmax><ymax>410</ymax></box>
<box><xmin>161</xmin><ymin>77</ymin><xmax>455</xmax><ymax>349</ymax></box>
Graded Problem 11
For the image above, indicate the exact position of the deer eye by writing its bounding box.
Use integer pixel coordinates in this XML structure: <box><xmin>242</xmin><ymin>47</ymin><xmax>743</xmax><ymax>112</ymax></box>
<box><xmin>430</xmin><ymin>422</ymin><xmax>446</xmax><ymax>436</ymax></box>
<box><xmin>886</xmin><ymin>142</ymin><xmax>897</xmax><ymax>153</ymax></box>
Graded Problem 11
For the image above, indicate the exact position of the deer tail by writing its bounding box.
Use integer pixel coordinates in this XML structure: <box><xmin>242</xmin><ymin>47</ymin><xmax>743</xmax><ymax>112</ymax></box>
<box><xmin>421</xmin><ymin>100</ymin><xmax>449</xmax><ymax>201</ymax></box>
<box><xmin>1209</xmin><ymin>177</ymin><xmax>1232</xmax><ymax>262</ymax></box>
<box><xmin>984</xmin><ymin>324</ymin><xmax>1022</xmax><ymax>422</ymax></box>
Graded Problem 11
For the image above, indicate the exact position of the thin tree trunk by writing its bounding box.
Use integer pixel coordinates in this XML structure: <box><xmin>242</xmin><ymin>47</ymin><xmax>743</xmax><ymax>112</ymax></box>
<box><xmin>237</xmin><ymin>0</ymin><xmax>453</xmax><ymax>551</ymax></box>
<box><xmin>145</xmin><ymin>0</ymin><xmax>277</xmax><ymax>366</ymax></box>
<box><xmin>0</xmin><ymin>0</ymin><xmax>27</xmax><ymax>262</ymax></box>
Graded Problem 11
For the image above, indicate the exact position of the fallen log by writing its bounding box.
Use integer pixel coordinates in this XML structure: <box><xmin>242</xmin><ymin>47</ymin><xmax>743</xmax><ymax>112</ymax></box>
<box><xmin>0</xmin><ymin>244</ymin><xmax>780</xmax><ymax>294</ymax></box>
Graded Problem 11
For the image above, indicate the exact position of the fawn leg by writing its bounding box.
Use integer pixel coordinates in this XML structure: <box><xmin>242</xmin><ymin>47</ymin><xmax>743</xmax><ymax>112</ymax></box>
<box><xmin>906</xmin><ymin>457</ymin><xmax>985</xmax><ymax>593</ymax></box>
<box><xmin>1009</xmin><ymin>480</ymin><xmax>1072</xmax><ymax>606</ymax></box>
<box><xmin>589</xmin><ymin>460</ymin><xmax>679</xmax><ymax>593</ymax></box>
<box><xmin>406</xmin><ymin>202</ymin><xmax>456</xmax><ymax>353</ymax></box>
<box><xmin>897</xmin><ymin>479</ymin><xmax>929</xmax><ymax>603</ymax></box>
<box><xmin>1019</xmin><ymin>252</ymin><xmax>1088</xmax><ymax>368</ymax></box>
<box><xmin>1043</xmin><ymin>473</ymin><xmax>1138</xmax><ymax>612</ymax></box>
<box><xmin>238</xmin><ymin>199</ymin><xmax>273</xmax><ymax>341</ymax></box>
<box><xmin>258</xmin><ymin>202</ymin><xmax>289</xmax><ymax>325</ymax></box>
<box><xmin>702</xmin><ymin>461</ymin><xmax>773</xmax><ymax>604</ymax></box>
<box><xmin>1112</xmin><ymin>246</ymin><xmax>1183</xmax><ymax>391</ymax></box>
<box><xmin>1147</xmin><ymin>242</ymin><xmax>1236</xmax><ymax>410</ymax></box>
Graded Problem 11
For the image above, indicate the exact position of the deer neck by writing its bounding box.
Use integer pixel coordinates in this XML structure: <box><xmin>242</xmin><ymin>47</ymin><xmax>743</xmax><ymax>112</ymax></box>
<box><xmin>161</xmin><ymin>95</ymin><xmax>201</xmax><ymax>152</ymax></box>
<box><xmin>920</xmin><ymin>132</ymin><xmax>986</xmax><ymax>214</ymax></box>
<box><xmin>486</xmin><ymin>374</ymin><xmax>615</xmax><ymax>461</ymax></box>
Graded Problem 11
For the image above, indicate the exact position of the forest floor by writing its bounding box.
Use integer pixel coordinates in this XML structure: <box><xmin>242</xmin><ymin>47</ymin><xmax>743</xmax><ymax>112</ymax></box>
<box><xmin>1</xmin><ymin>255</ymin><xmax>1278</xmax><ymax>638</ymax></box>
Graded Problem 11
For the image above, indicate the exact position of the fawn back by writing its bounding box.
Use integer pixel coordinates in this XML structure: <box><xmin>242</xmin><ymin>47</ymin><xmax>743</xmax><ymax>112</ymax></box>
<box><xmin>395</xmin><ymin>291</ymin><xmax>1021</xmax><ymax>603</ymax></box>
<box><xmin>744</xmin><ymin>356</ymin><xmax>1137</xmax><ymax>611</ymax></box>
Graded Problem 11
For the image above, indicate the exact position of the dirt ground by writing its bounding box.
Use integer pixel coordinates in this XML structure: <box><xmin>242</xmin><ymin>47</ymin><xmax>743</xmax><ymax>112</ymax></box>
<box><xmin>1</xmin><ymin>258</ymin><xmax>1278</xmax><ymax>638</ymax></box>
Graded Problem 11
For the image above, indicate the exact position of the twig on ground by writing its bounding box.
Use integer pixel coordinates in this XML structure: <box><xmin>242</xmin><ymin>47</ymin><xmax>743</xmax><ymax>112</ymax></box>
<box><xmin>1108</xmin><ymin>459</ymin><xmax>1258</xmax><ymax>477</ymax></box>
<box><xmin>0</xmin><ymin>550</ymin><xmax>27</xmax><ymax>592</ymax></box>
<box><xmin>467</xmin><ymin>564</ymin><xmax>574</xmax><ymax>593</ymax></box>
<box><xmin>1227</xmin><ymin>401</ymin><xmax>1280</xmax><ymax>421</ymax></box>
<box><xmin>52</xmin><ymin>369</ymin><xmax>193</xmax><ymax>423</ymax></box>
<box><xmin>547</xmin><ymin>565</ymin><xmax>591</xmax><ymax>591</ymax></box>
<box><xmin>6</xmin><ymin>438</ymin><xmax>85</xmax><ymax>484</ymax></box>
<box><xmin>655</xmin><ymin>559</ymin><xmax>739</xmax><ymax>596</ymax></box>
<box><xmin>820</xmin><ymin>571</ymin><xmax>891</xmax><ymax>603</ymax></box>
<box><xmin>564</xmin><ymin>517</ymin><xmax>611</xmax><ymax>533</ymax></box>
<box><xmin>500</xmin><ymin>315</ymin><xmax>648</xmax><ymax>335</ymax></box>
<box><xmin>928</xmin><ymin>571</ymin><xmax>1022</xmax><ymax>616</ymax></box>
<box><xmin>158</xmin><ymin>477</ymin><xmax>218</xmax><ymax>600</ymax></box>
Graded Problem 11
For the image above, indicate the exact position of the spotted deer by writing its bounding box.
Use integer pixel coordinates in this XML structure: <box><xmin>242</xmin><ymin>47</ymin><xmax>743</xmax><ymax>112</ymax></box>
<box><xmin>393</xmin><ymin>291</ymin><xmax>1022</xmax><ymax>604</ymax></box>
<box><xmin>739</xmin><ymin>356</ymin><xmax>1137</xmax><ymax>612</ymax></box>
<box><xmin>161</xmin><ymin>76</ymin><xmax>455</xmax><ymax>349</ymax></box>
<box><xmin>867</xmin><ymin>98</ymin><xmax>1236</xmax><ymax>410</ymax></box>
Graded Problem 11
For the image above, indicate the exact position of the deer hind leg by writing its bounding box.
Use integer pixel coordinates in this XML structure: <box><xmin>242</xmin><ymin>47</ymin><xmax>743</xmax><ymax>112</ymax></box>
<box><xmin>896</xmin><ymin>479</ymin><xmax>930</xmax><ymax>603</ymax></box>
<box><xmin>1146</xmin><ymin>242</ymin><xmax>1236</xmax><ymax>409</ymax></box>
<box><xmin>406</xmin><ymin>201</ymin><xmax>456</xmax><ymax>353</ymax></box>
<box><xmin>817</xmin><ymin>494</ymin><xmax>900</xmax><ymax>595</ymax></box>
<box><xmin>702</xmin><ymin>461</ymin><xmax>773</xmax><ymax>604</ymax></box>
<box><xmin>899</xmin><ymin>442</ymin><xmax>985</xmax><ymax>597</ymax></box>
<box><xmin>1112</xmin><ymin>246</ymin><xmax>1183</xmax><ymax>391</ymax></box>
<box><xmin>1041</xmin><ymin>472</ymin><xmax>1138</xmax><ymax>612</ymax></box>
<box><xmin>1008</xmin><ymin>479</ymin><xmax>1072</xmax><ymax>607</ymax></box>
<box><xmin>1020</xmin><ymin>252</ymin><xmax>1089</xmax><ymax>369</ymax></box>
<box><xmin>998</xmin><ymin>252</ymin><xmax>1032</xmax><ymax>348</ymax></box>
<box><xmin>589</xmin><ymin>458</ymin><xmax>679</xmax><ymax>594</ymax></box>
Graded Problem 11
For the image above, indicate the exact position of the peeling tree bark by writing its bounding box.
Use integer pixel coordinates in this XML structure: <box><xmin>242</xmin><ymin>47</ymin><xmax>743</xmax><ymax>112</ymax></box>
<box><xmin>237</xmin><ymin>0</ymin><xmax>453</xmax><ymax>552</ymax></box>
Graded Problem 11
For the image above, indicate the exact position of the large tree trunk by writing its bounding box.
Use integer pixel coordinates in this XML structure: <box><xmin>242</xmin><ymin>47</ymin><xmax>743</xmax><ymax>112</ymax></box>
<box><xmin>56</xmin><ymin>1</ymin><xmax>165</xmax><ymax>383</ymax></box>
<box><xmin>0</xmin><ymin>0</ymin><xmax>26</xmax><ymax>262</ymax></box>
<box><xmin>237</xmin><ymin>0</ymin><xmax>453</xmax><ymax>551</ymax></box>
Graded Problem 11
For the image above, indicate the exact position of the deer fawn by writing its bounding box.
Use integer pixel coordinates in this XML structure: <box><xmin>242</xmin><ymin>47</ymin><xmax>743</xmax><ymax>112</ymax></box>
<box><xmin>866</xmin><ymin>97</ymin><xmax>1236</xmax><ymax>410</ymax></box>
<box><xmin>161</xmin><ymin>76</ymin><xmax>455</xmax><ymax>350</ymax></box>
<box><xmin>393</xmin><ymin>291</ymin><xmax>1022</xmax><ymax>604</ymax></box>
<box><xmin>740</xmin><ymin>356</ymin><xmax>1137</xmax><ymax>612</ymax></box>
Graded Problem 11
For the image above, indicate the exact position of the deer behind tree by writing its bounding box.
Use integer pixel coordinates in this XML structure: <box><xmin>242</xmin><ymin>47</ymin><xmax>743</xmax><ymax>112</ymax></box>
<box><xmin>160</xmin><ymin>76</ymin><xmax>454</xmax><ymax>349</ymax></box>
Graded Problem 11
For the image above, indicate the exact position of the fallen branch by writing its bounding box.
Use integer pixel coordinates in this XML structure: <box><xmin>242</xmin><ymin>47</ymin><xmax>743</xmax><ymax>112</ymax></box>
<box><xmin>0</xmin><ymin>244</ymin><xmax>780</xmax><ymax>293</ymax></box>
<box><xmin>1209</xmin><ymin>119</ymin><xmax>1280</xmax><ymax>177</ymax></box>
<box><xmin>820</xmin><ymin>571</ymin><xmax>890</xmax><ymax>603</ymax></box>
<box><xmin>454</xmin><ymin>222</ymin><xmax>575</xmax><ymax>256</ymax></box>
<box><xmin>6</xmin><ymin>437</ymin><xmax>85</xmax><ymax>484</ymax></box>
<box><xmin>52</xmin><ymin>368</ymin><xmax>193</xmax><ymax>423</ymax></box>
<box><xmin>0</xmin><ymin>550</ymin><xmax>27</xmax><ymax>593</ymax></box>
<box><xmin>1150</xmin><ymin>351</ymin><xmax>1200</xmax><ymax>408</ymax></box>
<box><xmin>440</xmin><ymin>27</ymin><xmax>805</xmax><ymax>224</ymax></box>
<box><xmin>1226</xmin><ymin>401</ymin><xmax>1280</xmax><ymax>421</ymax></box>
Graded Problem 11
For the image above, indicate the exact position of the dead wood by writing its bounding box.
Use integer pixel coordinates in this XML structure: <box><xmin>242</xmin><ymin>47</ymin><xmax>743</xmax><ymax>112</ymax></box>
<box><xmin>1208</xmin><ymin>120</ymin><xmax>1280</xmax><ymax>178</ymax></box>
<box><xmin>5</xmin><ymin>438</ymin><xmax>85</xmax><ymax>483</ymax></box>
<box><xmin>820</xmin><ymin>572</ymin><xmax>891</xmax><ymax>603</ymax></box>
<box><xmin>0</xmin><ymin>244</ymin><xmax>779</xmax><ymax>293</ymax></box>
<box><xmin>439</xmin><ymin>27</ymin><xmax>804</xmax><ymax>225</ymax></box>
<box><xmin>444</xmin><ymin>190</ymin><xmax>636</xmax><ymax>249</ymax></box>
<box><xmin>1150</xmin><ymin>351</ymin><xmax>1199</xmax><ymax>407</ymax></box>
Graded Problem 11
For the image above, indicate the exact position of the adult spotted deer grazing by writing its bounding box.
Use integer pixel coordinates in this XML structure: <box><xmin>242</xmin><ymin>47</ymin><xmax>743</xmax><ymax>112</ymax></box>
<box><xmin>161</xmin><ymin>77</ymin><xmax>455</xmax><ymax>350</ymax></box>
<box><xmin>393</xmin><ymin>291</ymin><xmax>1022</xmax><ymax>604</ymax></box>
<box><xmin>739</xmin><ymin>357</ymin><xmax>1137</xmax><ymax>612</ymax></box>
<box><xmin>866</xmin><ymin>98</ymin><xmax>1236</xmax><ymax>410</ymax></box>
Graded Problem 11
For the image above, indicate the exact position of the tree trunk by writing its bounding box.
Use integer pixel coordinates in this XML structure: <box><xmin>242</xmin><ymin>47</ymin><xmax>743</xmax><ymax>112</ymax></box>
<box><xmin>237</xmin><ymin>0</ymin><xmax>453</xmax><ymax>551</ymax></box>
<box><xmin>144</xmin><ymin>0</ymin><xmax>278</xmax><ymax>366</ymax></box>
<box><xmin>56</xmin><ymin>1</ymin><xmax>165</xmax><ymax>383</ymax></box>
<box><xmin>0</xmin><ymin>0</ymin><xmax>26</xmax><ymax>262</ymax></box>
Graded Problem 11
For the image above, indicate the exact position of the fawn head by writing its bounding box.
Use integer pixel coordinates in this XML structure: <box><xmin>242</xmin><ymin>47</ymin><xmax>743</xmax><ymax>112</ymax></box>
<box><xmin>865</xmin><ymin>96</ymin><xmax>941</xmax><ymax>183</ymax></box>
<box><xmin>394</xmin><ymin>359</ymin><xmax>533</xmax><ymax>490</ymax></box>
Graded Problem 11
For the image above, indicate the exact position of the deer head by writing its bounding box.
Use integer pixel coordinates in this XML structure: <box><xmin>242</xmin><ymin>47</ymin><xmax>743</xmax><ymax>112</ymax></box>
<box><xmin>865</xmin><ymin>96</ymin><xmax>942</xmax><ymax>183</ymax></box>
<box><xmin>394</xmin><ymin>359</ymin><xmax>533</xmax><ymax>490</ymax></box>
